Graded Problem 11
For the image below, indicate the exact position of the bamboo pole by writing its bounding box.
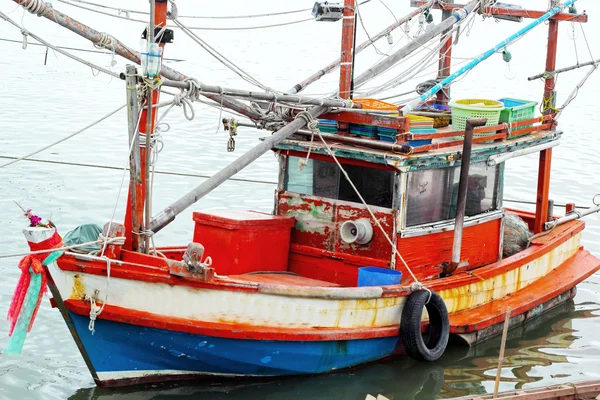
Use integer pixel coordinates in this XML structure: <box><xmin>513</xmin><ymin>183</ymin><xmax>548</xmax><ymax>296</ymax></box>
<box><xmin>528</xmin><ymin>57</ymin><xmax>600</xmax><ymax>81</ymax></box>
<box><xmin>159</xmin><ymin>79</ymin><xmax>358</xmax><ymax>109</ymax></box>
<box><xmin>353</xmin><ymin>0</ymin><xmax>480</xmax><ymax>89</ymax></box>
<box><xmin>286</xmin><ymin>0</ymin><xmax>436</xmax><ymax>94</ymax></box>
<box><xmin>149</xmin><ymin>106</ymin><xmax>328</xmax><ymax>234</ymax></box>
<box><xmin>494</xmin><ymin>307</ymin><xmax>512</xmax><ymax>398</ymax></box>
<box><xmin>124</xmin><ymin>65</ymin><xmax>142</xmax><ymax>251</ymax></box>
<box><xmin>11</xmin><ymin>0</ymin><xmax>263</xmax><ymax>121</ymax></box>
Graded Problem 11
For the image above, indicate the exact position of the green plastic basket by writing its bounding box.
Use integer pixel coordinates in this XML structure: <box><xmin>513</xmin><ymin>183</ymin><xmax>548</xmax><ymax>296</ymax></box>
<box><xmin>449</xmin><ymin>99</ymin><xmax>505</xmax><ymax>131</ymax></box>
<box><xmin>498</xmin><ymin>98</ymin><xmax>538</xmax><ymax>128</ymax></box>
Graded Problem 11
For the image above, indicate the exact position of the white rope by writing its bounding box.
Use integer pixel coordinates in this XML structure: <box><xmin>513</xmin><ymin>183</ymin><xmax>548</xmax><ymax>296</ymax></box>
<box><xmin>0</xmin><ymin>237</ymin><xmax>125</xmax><ymax>259</ymax></box>
<box><xmin>0</xmin><ymin>11</ymin><xmax>121</xmax><ymax>78</ymax></box>
<box><xmin>22</xmin><ymin>0</ymin><xmax>53</xmax><ymax>16</ymax></box>
<box><xmin>0</xmin><ymin>104</ymin><xmax>126</xmax><ymax>169</ymax></box>
<box><xmin>100</xmin><ymin>106</ymin><xmax>144</xmax><ymax>257</ymax></box>
<box><xmin>55</xmin><ymin>0</ymin><xmax>312</xmax><ymax>30</ymax></box>
<box><xmin>297</xmin><ymin>113</ymin><xmax>420</xmax><ymax>284</ymax></box>
<box><xmin>83</xmin><ymin>254</ymin><xmax>112</xmax><ymax>334</ymax></box>
<box><xmin>171</xmin><ymin>19</ymin><xmax>273</xmax><ymax>92</ymax></box>
<box><xmin>0</xmin><ymin>155</ymin><xmax>277</xmax><ymax>184</ymax></box>
<box><xmin>62</xmin><ymin>0</ymin><xmax>312</xmax><ymax>19</ymax></box>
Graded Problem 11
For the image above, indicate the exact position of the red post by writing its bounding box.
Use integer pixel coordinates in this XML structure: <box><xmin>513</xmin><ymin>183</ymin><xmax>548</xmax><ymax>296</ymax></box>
<box><xmin>436</xmin><ymin>10</ymin><xmax>453</xmax><ymax>105</ymax></box>
<box><xmin>338</xmin><ymin>0</ymin><xmax>355</xmax><ymax>135</ymax></box>
<box><xmin>124</xmin><ymin>1</ymin><xmax>169</xmax><ymax>252</ymax></box>
<box><xmin>534</xmin><ymin>20</ymin><xmax>559</xmax><ymax>234</ymax></box>
<box><xmin>338</xmin><ymin>0</ymin><xmax>355</xmax><ymax>99</ymax></box>
<box><xmin>543</xmin><ymin>20</ymin><xmax>559</xmax><ymax>113</ymax></box>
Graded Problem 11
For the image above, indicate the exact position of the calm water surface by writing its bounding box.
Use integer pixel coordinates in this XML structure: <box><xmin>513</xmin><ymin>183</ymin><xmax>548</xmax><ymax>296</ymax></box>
<box><xmin>1</xmin><ymin>1</ymin><xmax>599</xmax><ymax>399</ymax></box>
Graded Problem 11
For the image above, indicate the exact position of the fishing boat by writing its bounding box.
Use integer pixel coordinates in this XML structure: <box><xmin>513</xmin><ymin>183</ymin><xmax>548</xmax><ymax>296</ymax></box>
<box><xmin>5</xmin><ymin>0</ymin><xmax>600</xmax><ymax>389</ymax></box>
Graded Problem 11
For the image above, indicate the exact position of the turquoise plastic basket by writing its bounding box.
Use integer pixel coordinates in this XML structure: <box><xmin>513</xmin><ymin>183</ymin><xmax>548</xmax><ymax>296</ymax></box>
<box><xmin>498</xmin><ymin>98</ymin><xmax>538</xmax><ymax>128</ymax></box>
<box><xmin>449</xmin><ymin>99</ymin><xmax>504</xmax><ymax>131</ymax></box>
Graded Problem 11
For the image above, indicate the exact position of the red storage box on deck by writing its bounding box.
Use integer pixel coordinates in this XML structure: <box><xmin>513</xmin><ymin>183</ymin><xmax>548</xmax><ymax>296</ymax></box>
<box><xmin>192</xmin><ymin>210</ymin><xmax>295</xmax><ymax>275</ymax></box>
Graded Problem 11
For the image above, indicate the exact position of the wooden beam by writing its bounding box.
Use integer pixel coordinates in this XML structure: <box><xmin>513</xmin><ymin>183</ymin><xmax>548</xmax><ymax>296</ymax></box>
<box><xmin>436</xmin><ymin>9</ymin><xmax>453</xmax><ymax>104</ymax></box>
<box><xmin>410</xmin><ymin>1</ymin><xmax>588</xmax><ymax>22</ymax></box>
<box><xmin>338</xmin><ymin>0</ymin><xmax>356</xmax><ymax>136</ymax></box>
<box><xmin>534</xmin><ymin>149</ymin><xmax>553</xmax><ymax>234</ymax></box>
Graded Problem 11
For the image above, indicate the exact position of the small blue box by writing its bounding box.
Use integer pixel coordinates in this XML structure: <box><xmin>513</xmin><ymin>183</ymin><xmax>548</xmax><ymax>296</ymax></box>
<box><xmin>358</xmin><ymin>266</ymin><xmax>402</xmax><ymax>287</ymax></box>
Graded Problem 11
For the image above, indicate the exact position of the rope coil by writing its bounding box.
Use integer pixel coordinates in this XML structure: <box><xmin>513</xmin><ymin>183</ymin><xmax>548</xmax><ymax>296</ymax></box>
<box><xmin>23</xmin><ymin>0</ymin><xmax>53</xmax><ymax>16</ymax></box>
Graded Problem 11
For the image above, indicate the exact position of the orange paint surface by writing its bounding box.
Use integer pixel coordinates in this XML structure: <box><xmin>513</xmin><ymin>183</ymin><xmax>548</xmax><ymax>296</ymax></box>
<box><xmin>397</xmin><ymin>218</ymin><xmax>501</xmax><ymax>275</ymax></box>
<box><xmin>449</xmin><ymin>248</ymin><xmax>600</xmax><ymax>333</ymax></box>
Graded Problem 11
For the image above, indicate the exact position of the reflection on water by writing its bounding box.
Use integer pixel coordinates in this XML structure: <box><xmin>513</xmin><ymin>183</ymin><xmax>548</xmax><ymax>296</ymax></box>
<box><xmin>69</xmin><ymin>300</ymin><xmax>600</xmax><ymax>400</ymax></box>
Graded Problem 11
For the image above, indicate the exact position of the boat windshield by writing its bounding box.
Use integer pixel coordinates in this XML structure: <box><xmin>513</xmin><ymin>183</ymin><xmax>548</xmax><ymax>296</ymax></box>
<box><xmin>285</xmin><ymin>156</ymin><xmax>395</xmax><ymax>209</ymax></box>
<box><xmin>405</xmin><ymin>162</ymin><xmax>501</xmax><ymax>227</ymax></box>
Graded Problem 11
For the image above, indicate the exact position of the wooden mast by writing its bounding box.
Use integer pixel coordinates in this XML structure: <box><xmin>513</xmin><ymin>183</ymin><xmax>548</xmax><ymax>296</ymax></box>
<box><xmin>124</xmin><ymin>0</ymin><xmax>169</xmax><ymax>252</ymax></box>
<box><xmin>436</xmin><ymin>9</ymin><xmax>453</xmax><ymax>105</ymax></box>
<box><xmin>534</xmin><ymin>17</ymin><xmax>559</xmax><ymax>234</ymax></box>
<box><xmin>338</xmin><ymin>0</ymin><xmax>356</xmax><ymax>136</ymax></box>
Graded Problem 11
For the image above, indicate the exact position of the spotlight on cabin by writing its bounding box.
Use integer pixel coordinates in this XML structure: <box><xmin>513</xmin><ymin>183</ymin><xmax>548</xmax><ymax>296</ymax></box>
<box><xmin>312</xmin><ymin>2</ymin><xmax>344</xmax><ymax>22</ymax></box>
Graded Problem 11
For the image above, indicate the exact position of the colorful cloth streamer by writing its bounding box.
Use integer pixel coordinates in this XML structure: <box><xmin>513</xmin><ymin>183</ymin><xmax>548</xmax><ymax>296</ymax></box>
<box><xmin>5</xmin><ymin>255</ymin><xmax>48</xmax><ymax>355</ymax></box>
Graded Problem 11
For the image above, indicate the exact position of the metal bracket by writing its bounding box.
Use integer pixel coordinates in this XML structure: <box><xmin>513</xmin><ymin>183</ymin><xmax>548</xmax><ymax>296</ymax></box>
<box><xmin>141</xmin><ymin>27</ymin><xmax>174</xmax><ymax>44</ymax></box>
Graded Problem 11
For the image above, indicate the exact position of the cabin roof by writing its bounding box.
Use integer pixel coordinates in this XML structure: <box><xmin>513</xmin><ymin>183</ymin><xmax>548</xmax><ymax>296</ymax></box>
<box><xmin>274</xmin><ymin>129</ymin><xmax>561</xmax><ymax>171</ymax></box>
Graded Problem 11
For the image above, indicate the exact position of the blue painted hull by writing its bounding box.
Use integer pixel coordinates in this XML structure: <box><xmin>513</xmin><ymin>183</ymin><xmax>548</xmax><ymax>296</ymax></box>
<box><xmin>67</xmin><ymin>311</ymin><xmax>399</xmax><ymax>383</ymax></box>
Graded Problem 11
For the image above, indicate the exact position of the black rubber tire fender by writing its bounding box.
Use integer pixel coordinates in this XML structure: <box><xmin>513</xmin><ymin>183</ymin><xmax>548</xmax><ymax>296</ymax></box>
<box><xmin>400</xmin><ymin>289</ymin><xmax>450</xmax><ymax>362</ymax></box>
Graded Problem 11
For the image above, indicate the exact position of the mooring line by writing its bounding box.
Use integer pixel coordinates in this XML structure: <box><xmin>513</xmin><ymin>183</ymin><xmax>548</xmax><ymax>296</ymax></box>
<box><xmin>0</xmin><ymin>156</ymin><xmax>278</xmax><ymax>185</ymax></box>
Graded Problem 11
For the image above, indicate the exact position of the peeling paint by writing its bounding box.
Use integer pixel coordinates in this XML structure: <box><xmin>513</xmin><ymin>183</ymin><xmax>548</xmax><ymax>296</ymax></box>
<box><xmin>70</xmin><ymin>274</ymin><xmax>85</xmax><ymax>300</ymax></box>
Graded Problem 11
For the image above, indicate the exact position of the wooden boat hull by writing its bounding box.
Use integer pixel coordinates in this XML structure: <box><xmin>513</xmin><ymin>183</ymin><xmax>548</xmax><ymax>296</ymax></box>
<box><xmin>23</xmin><ymin>220</ymin><xmax>600</xmax><ymax>387</ymax></box>
<box><xmin>66</xmin><ymin>310</ymin><xmax>399</xmax><ymax>386</ymax></box>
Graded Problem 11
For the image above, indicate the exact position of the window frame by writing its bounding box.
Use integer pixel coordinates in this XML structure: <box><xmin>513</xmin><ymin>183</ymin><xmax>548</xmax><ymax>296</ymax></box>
<box><xmin>399</xmin><ymin>163</ymin><xmax>505</xmax><ymax>236</ymax></box>
<box><xmin>281</xmin><ymin>154</ymin><xmax>398</xmax><ymax>211</ymax></box>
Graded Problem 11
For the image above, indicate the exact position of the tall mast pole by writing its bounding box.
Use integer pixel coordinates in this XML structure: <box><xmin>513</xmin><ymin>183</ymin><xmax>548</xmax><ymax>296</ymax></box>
<box><xmin>128</xmin><ymin>0</ymin><xmax>168</xmax><ymax>253</ymax></box>
<box><xmin>534</xmin><ymin>14</ymin><xmax>559</xmax><ymax>234</ymax></box>
<box><xmin>338</xmin><ymin>0</ymin><xmax>356</xmax><ymax>136</ymax></box>
<box><xmin>436</xmin><ymin>9</ymin><xmax>453</xmax><ymax>105</ymax></box>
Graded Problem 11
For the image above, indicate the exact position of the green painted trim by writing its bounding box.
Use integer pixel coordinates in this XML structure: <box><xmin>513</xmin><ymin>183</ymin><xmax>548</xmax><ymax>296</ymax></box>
<box><xmin>274</xmin><ymin>131</ymin><xmax>562</xmax><ymax>171</ymax></box>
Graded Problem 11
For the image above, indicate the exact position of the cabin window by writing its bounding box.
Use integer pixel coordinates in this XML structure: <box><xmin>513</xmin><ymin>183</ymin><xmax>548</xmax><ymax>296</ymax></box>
<box><xmin>285</xmin><ymin>156</ymin><xmax>395</xmax><ymax>208</ymax></box>
<box><xmin>405</xmin><ymin>163</ymin><xmax>501</xmax><ymax>227</ymax></box>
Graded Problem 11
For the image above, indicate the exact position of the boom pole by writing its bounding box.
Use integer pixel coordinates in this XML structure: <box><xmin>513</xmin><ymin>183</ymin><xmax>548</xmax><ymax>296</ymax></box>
<box><xmin>286</xmin><ymin>0</ymin><xmax>435</xmax><ymax>95</ymax></box>
<box><xmin>353</xmin><ymin>0</ymin><xmax>480</xmax><ymax>89</ymax></box>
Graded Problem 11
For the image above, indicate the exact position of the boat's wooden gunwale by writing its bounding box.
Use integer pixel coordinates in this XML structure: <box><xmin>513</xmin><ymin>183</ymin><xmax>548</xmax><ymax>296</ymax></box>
<box><xmin>56</xmin><ymin>245</ymin><xmax>596</xmax><ymax>342</ymax></box>
<box><xmin>56</xmin><ymin>220</ymin><xmax>584</xmax><ymax>302</ymax></box>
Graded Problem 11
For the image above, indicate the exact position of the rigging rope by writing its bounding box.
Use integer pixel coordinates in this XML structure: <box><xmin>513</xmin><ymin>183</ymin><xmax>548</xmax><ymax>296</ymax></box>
<box><xmin>171</xmin><ymin>18</ymin><xmax>273</xmax><ymax>92</ymax></box>
<box><xmin>55</xmin><ymin>0</ymin><xmax>313</xmax><ymax>31</ymax></box>
<box><xmin>59</xmin><ymin>0</ymin><xmax>312</xmax><ymax>19</ymax></box>
<box><xmin>0</xmin><ymin>156</ymin><xmax>279</xmax><ymax>185</ymax></box>
<box><xmin>0</xmin><ymin>11</ymin><xmax>121</xmax><ymax>78</ymax></box>
<box><xmin>0</xmin><ymin>104</ymin><xmax>126</xmax><ymax>169</ymax></box>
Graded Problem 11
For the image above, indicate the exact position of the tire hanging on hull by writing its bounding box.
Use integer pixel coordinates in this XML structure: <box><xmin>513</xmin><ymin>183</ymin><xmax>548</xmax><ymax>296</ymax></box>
<box><xmin>400</xmin><ymin>290</ymin><xmax>450</xmax><ymax>362</ymax></box>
